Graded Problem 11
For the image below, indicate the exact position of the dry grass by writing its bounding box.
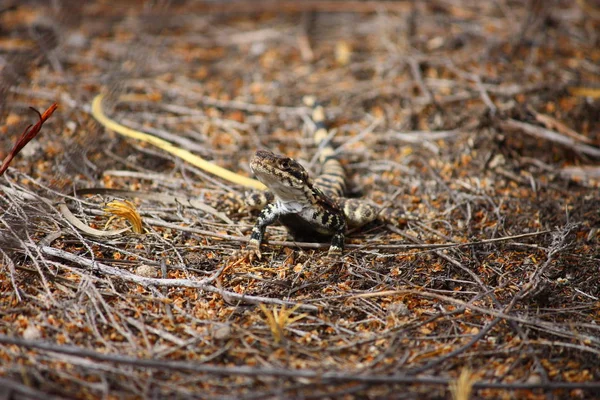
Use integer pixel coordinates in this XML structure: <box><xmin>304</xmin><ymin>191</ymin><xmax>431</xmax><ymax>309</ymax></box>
<box><xmin>259</xmin><ymin>304</ymin><xmax>307</xmax><ymax>344</ymax></box>
<box><xmin>1</xmin><ymin>1</ymin><xmax>599</xmax><ymax>399</ymax></box>
<box><xmin>450</xmin><ymin>367</ymin><xmax>477</xmax><ymax>400</ymax></box>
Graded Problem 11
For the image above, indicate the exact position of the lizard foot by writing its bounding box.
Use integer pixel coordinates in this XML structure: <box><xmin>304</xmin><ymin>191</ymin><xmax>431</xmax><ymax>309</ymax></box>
<box><xmin>242</xmin><ymin>239</ymin><xmax>263</xmax><ymax>262</ymax></box>
<box><xmin>325</xmin><ymin>245</ymin><xmax>342</xmax><ymax>260</ymax></box>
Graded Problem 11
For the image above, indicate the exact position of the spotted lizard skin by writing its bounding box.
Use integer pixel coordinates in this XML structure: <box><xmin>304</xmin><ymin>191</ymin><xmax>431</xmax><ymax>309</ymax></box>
<box><xmin>246</xmin><ymin>97</ymin><xmax>396</xmax><ymax>257</ymax></box>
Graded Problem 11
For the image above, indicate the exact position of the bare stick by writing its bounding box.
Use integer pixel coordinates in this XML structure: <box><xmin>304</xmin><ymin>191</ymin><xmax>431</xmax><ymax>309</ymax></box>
<box><xmin>1</xmin><ymin>334</ymin><xmax>599</xmax><ymax>391</ymax></box>
<box><xmin>500</xmin><ymin>119</ymin><xmax>600</xmax><ymax>158</ymax></box>
<box><xmin>39</xmin><ymin>246</ymin><xmax>318</xmax><ymax>311</ymax></box>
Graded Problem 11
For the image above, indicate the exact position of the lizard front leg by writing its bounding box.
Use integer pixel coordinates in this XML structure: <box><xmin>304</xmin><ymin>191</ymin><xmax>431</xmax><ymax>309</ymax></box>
<box><xmin>247</xmin><ymin>202</ymin><xmax>280</xmax><ymax>259</ymax></box>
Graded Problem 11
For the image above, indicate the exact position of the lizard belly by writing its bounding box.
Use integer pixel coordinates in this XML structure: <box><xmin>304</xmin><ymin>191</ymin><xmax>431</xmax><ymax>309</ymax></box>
<box><xmin>279</xmin><ymin>213</ymin><xmax>334</xmax><ymax>242</ymax></box>
<box><xmin>278</xmin><ymin>206</ymin><xmax>345</xmax><ymax>242</ymax></box>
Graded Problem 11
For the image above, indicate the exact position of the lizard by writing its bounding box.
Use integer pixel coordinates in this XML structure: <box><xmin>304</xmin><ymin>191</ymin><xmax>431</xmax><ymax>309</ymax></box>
<box><xmin>245</xmin><ymin>96</ymin><xmax>400</xmax><ymax>258</ymax></box>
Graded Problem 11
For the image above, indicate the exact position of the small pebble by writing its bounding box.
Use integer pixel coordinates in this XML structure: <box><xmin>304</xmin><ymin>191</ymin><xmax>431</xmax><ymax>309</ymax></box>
<box><xmin>135</xmin><ymin>264</ymin><xmax>158</xmax><ymax>278</ymax></box>
<box><xmin>213</xmin><ymin>325</ymin><xmax>232</xmax><ymax>340</ymax></box>
<box><xmin>23</xmin><ymin>325</ymin><xmax>42</xmax><ymax>340</ymax></box>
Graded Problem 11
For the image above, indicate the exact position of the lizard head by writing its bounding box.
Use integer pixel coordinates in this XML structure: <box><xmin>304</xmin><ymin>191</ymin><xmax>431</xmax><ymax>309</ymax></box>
<box><xmin>250</xmin><ymin>150</ymin><xmax>312</xmax><ymax>203</ymax></box>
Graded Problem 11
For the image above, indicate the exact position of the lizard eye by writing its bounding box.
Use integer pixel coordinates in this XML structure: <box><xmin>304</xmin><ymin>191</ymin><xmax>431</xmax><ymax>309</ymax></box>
<box><xmin>279</xmin><ymin>158</ymin><xmax>308</xmax><ymax>180</ymax></box>
<box><xmin>279</xmin><ymin>158</ymin><xmax>292</xmax><ymax>170</ymax></box>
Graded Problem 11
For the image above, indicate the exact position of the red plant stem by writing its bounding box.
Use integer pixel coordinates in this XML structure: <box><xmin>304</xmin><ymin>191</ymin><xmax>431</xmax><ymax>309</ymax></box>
<box><xmin>0</xmin><ymin>103</ymin><xmax>57</xmax><ymax>176</ymax></box>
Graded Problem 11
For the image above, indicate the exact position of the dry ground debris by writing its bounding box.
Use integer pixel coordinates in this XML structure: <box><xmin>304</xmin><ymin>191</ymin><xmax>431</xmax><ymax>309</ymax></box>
<box><xmin>1</xmin><ymin>1</ymin><xmax>599</xmax><ymax>399</ymax></box>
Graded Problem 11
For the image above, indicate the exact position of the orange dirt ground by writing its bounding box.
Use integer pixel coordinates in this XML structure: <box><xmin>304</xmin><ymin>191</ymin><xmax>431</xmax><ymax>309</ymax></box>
<box><xmin>1</xmin><ymin>1</ymin><xmax>599</xmax><ymax>399</ymax></box>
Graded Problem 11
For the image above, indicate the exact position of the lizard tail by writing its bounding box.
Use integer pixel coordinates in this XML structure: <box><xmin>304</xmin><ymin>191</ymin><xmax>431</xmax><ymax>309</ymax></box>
<box><xmin>303</xmin><ymin>96</ymin><xmax>346</xmax><ymax>199</ymax></box>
